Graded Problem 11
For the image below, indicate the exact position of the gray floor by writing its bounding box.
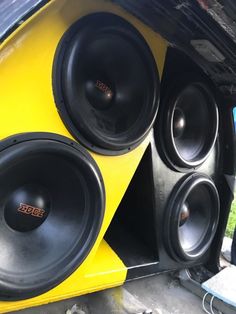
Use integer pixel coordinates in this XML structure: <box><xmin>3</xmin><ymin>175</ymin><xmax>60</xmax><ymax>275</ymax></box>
<box><xmin>10</xmin><ymin>273</ymin><xmax>205</xmax><ymax>314</ymax></box>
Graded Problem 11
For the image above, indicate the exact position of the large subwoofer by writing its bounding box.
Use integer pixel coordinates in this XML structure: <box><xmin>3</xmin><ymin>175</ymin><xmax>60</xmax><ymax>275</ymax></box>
<box><xmin>53</xmin><ymin>13</ymin><xmax>159</xmax><ymax>155</ymax></box>
<box><xmin>165</xmin><ymin>173</ymin><xmax>219</xmax><ymax>262</ymax></box>
<box><xmin>0</xmin><ymin>133</ymin><xmax>105</xmax><ymax>300</ymax></box>
<box><xmin>158</xmin><ymin>78</ymin><xmax>219</xmax><ymax>169</ymax></box>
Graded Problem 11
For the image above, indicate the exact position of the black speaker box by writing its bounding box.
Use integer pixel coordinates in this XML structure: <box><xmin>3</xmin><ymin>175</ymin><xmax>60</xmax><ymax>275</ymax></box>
<box><xmin>105</xmin><ymin>48</ymin><xmax>236</xmax><ymax>279</ymax></box>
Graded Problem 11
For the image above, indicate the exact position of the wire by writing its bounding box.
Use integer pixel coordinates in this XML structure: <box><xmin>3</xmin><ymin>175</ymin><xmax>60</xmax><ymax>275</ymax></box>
<box><xmin>210</xmin><ymin>295</ymin><xmax>216</xmax><ymax>314</ymax></box>
<box><xmin>202</xmin><ymin>292</ymin><xmax>212</xmax><ymax>314</ymax></box>
<box><xmin>202</xmin><ymin>292</ymin><xmax>220</xmax><ymax>314</ymax></box>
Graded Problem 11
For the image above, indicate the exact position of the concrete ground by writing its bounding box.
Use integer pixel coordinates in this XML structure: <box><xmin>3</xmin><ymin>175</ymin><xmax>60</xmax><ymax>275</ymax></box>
<box><xmin>11</xmin><ymin>273</ymin><xmax>206</xmax><ymax>314</ymax></box>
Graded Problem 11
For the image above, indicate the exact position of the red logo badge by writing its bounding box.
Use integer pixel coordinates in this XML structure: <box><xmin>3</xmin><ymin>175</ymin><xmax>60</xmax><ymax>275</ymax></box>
<box><xmin>95</xmin><ymin>80</ymin><xmax>113</xmax><ymax>98</ymax></box>
<box><xmin>17</xmin><ymin>203</ymin><xmax>45</xmax><ymax>218</ymax></box>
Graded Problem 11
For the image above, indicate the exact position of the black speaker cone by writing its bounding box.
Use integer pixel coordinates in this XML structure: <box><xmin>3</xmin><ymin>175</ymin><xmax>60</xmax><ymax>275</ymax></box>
<box><xmin>165</xmin><ymin>174</ymin><xmax>219</xmax><ymax>261</ymax></box>
<box><xmin>53</xmin><ymin>13</ymin><xmax>159</xmax><ymax>155</ymax></box>
<box><xmin>160</xmin><ymin>81</ymin><xmax>218</xmax><ymax>169</ymax></box>
<box><xmin>0</xmin><ymin>133</ymin><xmax>105</xmax><ymax>300</ymax></box>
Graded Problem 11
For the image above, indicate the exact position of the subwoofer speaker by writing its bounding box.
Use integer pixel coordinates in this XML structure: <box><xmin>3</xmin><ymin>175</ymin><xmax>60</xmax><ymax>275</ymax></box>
<box><xmin>0</xmin><ymin>0</ymin><xmax>167</xmax><ymax>307</ymax></box>
<box><xmin>53</xmin><ymin>12</ymin><xmax>159</xmax><ymax>155</ymax></box>
<box><xmin>0</xmin><ymin>133</ymin><xmax>105</xmax><ymax>300</ymax></box>
<box><xmin>158</xmin><ymin>77</ymin><xmax>219</xmax><ymax>170</ymax></box>
<box><xmin>105</xmin><ymin>51</ymin><xmax>235</xmax><ymax>279</ymax></box>
<box><xmin>164</xmin><ymin>173</ymin><xmax>219</xmax><ymax>262</ymax></box>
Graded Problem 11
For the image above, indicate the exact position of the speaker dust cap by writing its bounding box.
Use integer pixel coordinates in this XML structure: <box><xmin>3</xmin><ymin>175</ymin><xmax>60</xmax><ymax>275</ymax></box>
<box><xmin>53</xmin><ymin>13</ymin><xmax>159</xmax><ymax>155</ymax></box>
<box><xmin>159</xmin><ymin>79</ymin><xmax>219</xmax><ymax>170</ymax></box>
<box><xmin>165</xmin><ymin>173</ymin><xmax>219</xmax><ymax>261</ymax></box>
<box><xmin>0</xmin><ymin>133</ymin><xmax>105</xmax><ymax>300</ymax></box>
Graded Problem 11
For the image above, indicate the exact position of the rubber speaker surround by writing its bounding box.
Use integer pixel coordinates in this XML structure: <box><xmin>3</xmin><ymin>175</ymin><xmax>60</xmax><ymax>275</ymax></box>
<box><xmin>156</xmin><ymin>77</ymin><xmax>219</xmax><ymax>170</ymax></box>
<box><xmin>0</xmin><ymin>133</ymin><xmax>105</xmax><ymax>300</ymax></box>
<box><xmin>164</xmin><ymin>173</ymin><xmax>219</xmax><ymax>262</ymax></box>
<box><xmin>53</xmin><ymin>12</ymin><xmax>159</xmax><ymax>155</ymax></box>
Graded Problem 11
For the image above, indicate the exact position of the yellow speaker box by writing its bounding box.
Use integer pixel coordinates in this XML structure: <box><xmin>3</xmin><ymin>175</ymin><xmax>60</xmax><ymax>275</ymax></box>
<box><xmin>0</xmin><ymin>0</ymin><xmax>167</xmax><ymax>312</ymax></box>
